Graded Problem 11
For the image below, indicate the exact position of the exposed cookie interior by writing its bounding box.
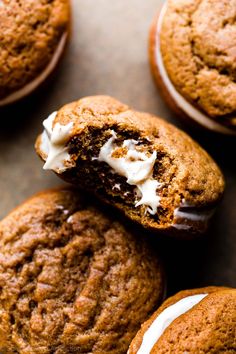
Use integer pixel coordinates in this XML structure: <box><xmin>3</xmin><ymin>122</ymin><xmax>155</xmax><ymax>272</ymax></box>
<box><xmin>59</xmin><ymin>126</ymin><xmax>179</xmax><ymax>228</ymax></box>
<box><xmin>40</xmin><ymin>120</ymin><xmax>216</xmax><ymax>233</ymax></box>
<box><xmin>36</xmin><ymin>95</ymin><xmax>225</xmax><ymax>235</ymax></box>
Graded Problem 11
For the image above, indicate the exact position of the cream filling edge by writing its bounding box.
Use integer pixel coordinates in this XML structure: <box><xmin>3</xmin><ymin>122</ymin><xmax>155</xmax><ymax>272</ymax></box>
<box><xmin>134</xmin><ymin>293</ymin><xmax>208</xmax><ymax>354</ymax></box>
<box><xmin>155</xmin><ymin>2</ymin><xmax>236</xmax><ymax>136</ymax></box>
<box><xmin>0</xmin><ymin>32</ymin><xmax>68</xmax><ymax>106</ymax></box>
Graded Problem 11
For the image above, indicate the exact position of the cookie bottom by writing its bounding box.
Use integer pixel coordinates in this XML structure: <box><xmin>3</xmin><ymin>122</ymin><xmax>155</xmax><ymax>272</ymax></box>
<box><xmin>0</xmin><ymin>32</ymin><xmax>68</xmax><ymax>107</ymax></box>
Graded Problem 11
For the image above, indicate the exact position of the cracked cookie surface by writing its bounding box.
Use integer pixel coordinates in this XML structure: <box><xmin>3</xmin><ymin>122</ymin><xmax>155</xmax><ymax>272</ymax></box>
<box><xmin>160</xmin><ymin>0</ymin><xmax>236</xmax><ymax>124</ymax></box>
<box><xmin>0</xmin><ymin>0</ymin><xmax>70</xmax><ymax>103</ymax></box>
<box><xmin>129</xmin><ymin>287</ymin><xmax>236</xmax><ymax>354</ymax></box>
<box><xmin>0</xmin><ymin>187</ymin><xmax>164</xmax><ymax>354</ymax></box>
<box><xmin>35</xmin><ymin>95</ymin><xmax>225</xmax><ymax>237</ymax></box>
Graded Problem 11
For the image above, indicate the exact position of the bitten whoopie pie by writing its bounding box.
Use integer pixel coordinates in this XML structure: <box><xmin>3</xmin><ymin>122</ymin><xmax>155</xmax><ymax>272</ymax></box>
<box><xmin>35</xmin><ymin>95</ymin><xmax>225</xmax><ymax>237</ymax></box>
<box><xmin>149</xmin><ymin>0</ymin><xmax>236</xmax><ymax>135</ymax></box>
<box><xmin>0</xmin><ymin>188</ymin><xmax>164</xmax><ymax>353</ymax></box>
<box><xmin>0</xmin><ymin>0</ymin><xmax>70</xmax><ymax>106</ymax></box>
<box><xmin>128</xmin><ymin>287</ymin><xmax>236</xmax><ymax>354</ymax></box>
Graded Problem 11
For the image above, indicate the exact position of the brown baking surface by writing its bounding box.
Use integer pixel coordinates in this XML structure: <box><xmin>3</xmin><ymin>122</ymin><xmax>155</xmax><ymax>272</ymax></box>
<box><xmin>0</xmin><ymin>0</ymin><xmax>235</xmax><ymax>296</ymax></box>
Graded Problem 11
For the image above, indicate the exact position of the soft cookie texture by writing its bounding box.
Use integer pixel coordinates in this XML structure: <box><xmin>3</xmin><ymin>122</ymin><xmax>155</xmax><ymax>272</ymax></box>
<box><xmin>128</xmin><ymin>287</ymin><xmax>236</xmax><ymax>354</ymax></box>
<box><xmin>0</xmin><ymin>188</ymin><xmax>164</xmax><ymax>353</ymax></box>
<box><xmin>149</xmin><ymin>0</ymin><xmax>236</xmax><ymax>135</ymax></box>
<box><xmin>0</xmin><ymin>0</ymin><xmax>70</xmax><ymax>106</ymax></box>
<box><xmin>35</xmin><ymin>96</ymin><xmax>225</xmax><ymax>238</ymax></box>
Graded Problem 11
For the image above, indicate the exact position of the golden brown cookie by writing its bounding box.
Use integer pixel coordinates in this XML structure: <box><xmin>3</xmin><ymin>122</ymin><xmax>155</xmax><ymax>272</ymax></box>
<box><xmin>0</xmin><ymin>187</ymin><xmax>165</xmax><ymax>353</ymax></box>
<box><xmin>149</xmin><ymin>0</ymin><xmax>236</xmax><ymax>135</ymax></box>
<box><xmin>35</xmin><ymin>95</ymin><xmax>225</xmax><ymax>238</ymax></box>
<box><xmin>0</xmin><ymin>0</ymin><xmax>70</xmax><ymax>106</ymax></box>
<box><xmin>128</xmin><ymin>286</ymin><xmax>236</xmax><ymax>354</ymax></box>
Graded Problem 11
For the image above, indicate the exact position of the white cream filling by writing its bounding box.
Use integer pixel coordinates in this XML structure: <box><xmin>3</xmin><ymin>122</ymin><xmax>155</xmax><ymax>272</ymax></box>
<box><xmin>174</xmin><ymin>208</ymin><xmax>214</xmax><ymax>222</ymax></box>
<box><xmin>156</xmin><ymin>3</ymin><xmax>236</xmax><ymax>135</ymax></box>
<box><xmin>113</xmin><ymin>183</ymin><xmax>121</xmax><ymax>190</ymax></box>
<box><xmin>136</xmin><ymin>293</ymin><xmax>207</xmax><ymax>354</ymax></box>
<box><xmin>172</xmin><ymin>223</ymin><xmax>192</xmax><ymax>231</ymax></box>
<box><xmin>172</xmin><ymin>199</ymin><xmax>215</xmax><ymax>229</ymax></box>
<box><xmin>0</xmin><ymin>32</ymin><xmax>67</xmax><ymax>106</ymax></box>
<box><xmin>98</xmin><ymin>131</ymin><xmax>161</xmax><ymax>215</ymax></box>
<box><xmin>40</xmin><ymin>111</ymin><xmax>74</xmax><ymax>173</ymax></box>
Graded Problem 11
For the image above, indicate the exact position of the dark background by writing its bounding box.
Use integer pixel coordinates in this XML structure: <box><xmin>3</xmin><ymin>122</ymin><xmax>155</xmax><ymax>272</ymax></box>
<box><xmin>0</xmin><ymin>0</ymin><xmax>235</xmax><ymax>296</ymax></box>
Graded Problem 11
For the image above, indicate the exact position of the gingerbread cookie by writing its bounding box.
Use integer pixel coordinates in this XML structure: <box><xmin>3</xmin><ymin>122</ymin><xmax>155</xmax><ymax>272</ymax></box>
<box><xmin>128</xmin><ymin>286</ymin><xmax>236</xmax><ymax>353</ymax></box>
<box><xmin>149</xmin><ymin>0</ymin><xmax>236</xmax><ymax>135</ymax></box>
<box><xmin>35</xmin><ymin>95</ymin><xmax>225</xmax><ymax>238</ymax></box>
<box><xmin>0</xmin><ymin>187</ymin><xmax>164</xmax><ymax>353</ymax></box>
<box><xmin>0</xmin><ymin>0</ymin><xmax>70</xmax><ymax>106</ymax></box>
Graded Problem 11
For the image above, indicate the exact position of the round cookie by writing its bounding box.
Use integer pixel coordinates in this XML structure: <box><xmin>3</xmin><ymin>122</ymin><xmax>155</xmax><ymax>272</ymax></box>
<box><xmin>0</xmin><ymin>0</ymin><xmax>70</xmax><ymax>106</ymax></box>
<box><xmin>0</xmin><ymin>187</ymin><xmax>165</xmax><ymax>353</ymax></box>
<box><xmin>128</xmin><ymin>286</ymin><xmax>236</xmax><ymax>353</ymax></box>
<box><xmin>149</xmin><ymin>0</ymin><xmax>236</xmax><ymax>135</ymax></box>
<box><xmin>35</xmin><ymin>95</ymin><xmax>225</xmax><ymax>238</ymax></box>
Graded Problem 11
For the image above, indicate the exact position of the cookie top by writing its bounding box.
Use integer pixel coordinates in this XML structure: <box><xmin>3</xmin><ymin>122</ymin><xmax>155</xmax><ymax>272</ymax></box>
<box><xmin>0</xmin><ymin>188</ymin><xmax>164</xmax><ymax>353</ymax></box>
<box><xmin>0</xmin><ymin>0</ymin><xmax>70</xmax><ymax>105</ymax></box>
<box><xmin>128</xmin><ymin>286</ymin><xmax>236</xmax><ymax>353</ymax></box>
<box><xmin>159</xmin><ymin>0</ymin><xmax>236</xmax><ymax>128</ymax></box>
<box><xmin>35</xmin><ymin>95</ymin><xmax>225</xmax><ymax>237</ymax></box>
